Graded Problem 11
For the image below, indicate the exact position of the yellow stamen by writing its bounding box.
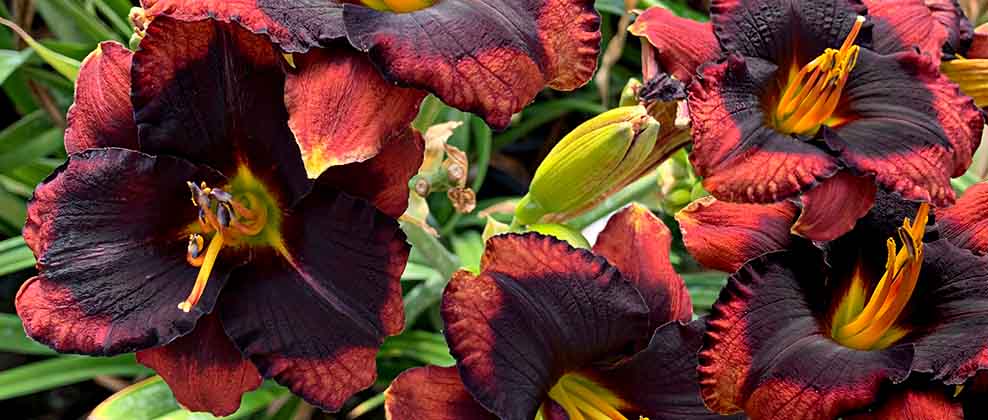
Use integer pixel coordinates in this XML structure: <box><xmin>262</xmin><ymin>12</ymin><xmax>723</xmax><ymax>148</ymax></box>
<box><xmin>774</xmin><ymin>16</ymin><xmax>865</xmax><ymax>135</ymax></box>
<box><xmin>178</xmin><ymin>231</ymin><xmax>224</xmax><ymax>313</ymax></box>
<box><xmin>548</xmin><ymin>374</ymin><xmax>630</xmax><ymax>420</ymax></box>
<box><xmin>831</xmin><ymin>203</ymin><xmax>929</xmax><ymax>350</ymax></box>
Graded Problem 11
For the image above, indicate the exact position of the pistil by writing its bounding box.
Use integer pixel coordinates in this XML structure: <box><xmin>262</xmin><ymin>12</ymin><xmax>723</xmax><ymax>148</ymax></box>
<box><xmin>773</xmin><ymin>16</ymin><xmax>865</xmax><ymax>135</ymax></box>
<box><xmin>178</xmin><ymin>180</ymin><xmax>269</xmax><ymax>313</ymax></box>
<box><xmin>831</xmin><ymin>203</ymin><xmax>929</xmax><ymax>350</ymax></box>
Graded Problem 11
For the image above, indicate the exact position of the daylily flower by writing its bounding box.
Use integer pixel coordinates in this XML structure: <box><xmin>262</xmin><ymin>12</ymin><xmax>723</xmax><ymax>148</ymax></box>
<box><xmin>676</xmin><ymin>191</ymin><xmax>988</xmax><ymax>419</ymax></box>
<box><xmin>631</xmin><ymin>0</ymin><xmax>983</xmax><ymax>242</ymax></box>
<box><xmin>384</xmin><ymin>205</ymin><xmax>738</xmax><ymax>420</ymax></box>
<box><xmin>136</xmin><ymin>0</ymin><xmax>602</xmax><ymax>131</ymax></box>
<box><xmin>17</xmin><ymin>16</ymin><xmax>423</xmax><ymax>416</ymax></box>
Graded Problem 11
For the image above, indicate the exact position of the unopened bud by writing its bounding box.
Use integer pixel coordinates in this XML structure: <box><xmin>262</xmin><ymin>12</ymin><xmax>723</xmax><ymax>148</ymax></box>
<box><xmin>619</xmin><ymin>78</ymin><xmax>642</xmax><ymax>107</ymax></box>
<box><xmin>482</xmin><ymin>217</ymin><xmax>511</xmax><ymax>243</ymax></box>
<box><xmin>514</xmin><ymin>106</ymin><xmax>660</xmax><ymax>225</ymax></box>
<box><xmin>525</xmin><ymin>224</ymin><xmax>590</xmax><ymax>249</ymax></box>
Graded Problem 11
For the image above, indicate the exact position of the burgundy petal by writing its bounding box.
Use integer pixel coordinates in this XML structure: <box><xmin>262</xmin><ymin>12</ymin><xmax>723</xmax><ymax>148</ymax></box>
<box><xmin>284</xmin><ymin>44</ymin><xmax>424</xmax><ymax>177</ymax></box>
<box><xmin>864</xmin><ymin>0</ymin><xmax>971</xmax><ymax>59</ymax></box>
<box><xmin>699</xmin><ymin>250</ymin><xmax>913</xmax><ymax>419</ymax></box>
<box><xmin>441</xmin><ymin>233</ymin><xmax>650</xmax><ymax>420</ymax></box>
<box><xmin>343</xmin><ymin>0</ymin><xmax>601</xmax><ymax>129</ymax></box>
<box><xmin>218</xmin><ymin>188</ymin><xmax>407</xmax><ymax>412</ymax></box>
<box><xmin>141</xmin><ymin>0</ymin><xmax>343</xmax><ymax>53</ymax></box>
<box><xmin>629</xmin><ymin>6</ymin><xmax>719</xmax><ymax>85</ymax></box>
<box><xmin>64</xmin><ymin>41</ymin><xmax>138</xmax><ymax>154</ymax></box>
<box><xmin>593</xmin><ymin>204</ymin><xmax>692</xmax><ymax>326</ymax></box>
<box><xmin>906</xmin><ymin>239</ymin><xmax>988</xmax><ymax>385</ymax></box>
<box><xmin>938</xmin><ymin>182</ymin><xmax>988</xmax><ymax>254</ymax></box>
<box><xmin>384</xmin><ymin>366</ymin><xmax>497</xmax><ymax>420</ymax></box>
<box><xmin>132</xmin><ymin>16</ymin><xmax>310</xmax><ymax>205</ymax></box>
<box><xmin>136</xmin><ymin>314</ymin><xmax>262</xmax><ymax>417</ymax></box>
<box><xmin>587</xmin><ymin>320</ymin><xmax>742</xmax><ymax>419</ymax></box>
<box><xmin>792</xmin><ymin>171</ymin><xmax>877</xmax><ymax>241</ymax></box>
<box><xmin>676</xmin><ymin>196</ymin><xmax>798</xmax><ymax>273</ymax></box>
<box><xmin>829</xmin><ymin>49</ymin><xmax>983</xmax><ymax>206</ymax></box>
<box><xmin>848</xmin><ymin>389</ymin><xmax>963</xmax><ymax>420</ymax></box>
<box><xmin>710</xmin><ymin>0</ymin><xmax>866</xmax><ymax>64</ymax></box>
<box><xmin>688</xmin><ymin>55</ymin><xmax>840</xmax><ymax>203</ymax></box>
<box><xmin>316</xmin><ymin>128</ymin><xmax>424</xmax><ymax>219</ymax></box>
<box><xmin>18</xmin><ymin>148</ymin><xmax>240</xmax><ymax>355</ymax></box>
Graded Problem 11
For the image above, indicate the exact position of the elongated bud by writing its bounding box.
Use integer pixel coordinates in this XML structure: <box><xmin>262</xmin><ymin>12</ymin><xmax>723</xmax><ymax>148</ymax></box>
<box><xmin>514</xmin><ymin>106</ymin><xmax>661</xmax><ymax>225</ymax></box>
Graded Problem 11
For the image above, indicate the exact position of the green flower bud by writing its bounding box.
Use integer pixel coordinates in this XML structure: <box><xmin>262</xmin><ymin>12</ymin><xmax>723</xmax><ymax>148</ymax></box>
<box><xmin>619</xmin><ymin>78</ymin><xmax>643</xmax><ymax>107</ymax></box>
<box><xmin>525</xmin><ymin>224</ymin><xmax>590</xmax><ymax>249</ymax></box>
<box><xmin>514</xmin><ymin>106</ymin><xmax>661</xmax><ymax>225</ymax></box>
<box><xmin>482</xmin><ymin>216</ymin><xmax>511</xmax><ymax>243</ymax></box>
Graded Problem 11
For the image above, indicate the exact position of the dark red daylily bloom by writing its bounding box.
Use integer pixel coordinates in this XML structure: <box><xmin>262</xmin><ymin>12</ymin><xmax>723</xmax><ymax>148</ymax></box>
<box><xmin>17</xmin><ymin>17</ymin><xmax>421</xmax><ymax>416</ymax></box>
<box><xmin>633</xmin><ymin>0</ymin><xmax>983</xmax><ymax>242</ymax></box>
<box><xmin>385</xmin><ymin>205</ymin><xmax>738</xmax><ymax>420</ymax></box>
<box><xmin>677</xmin><ymin>192</ymin><xmax>988</xmax><ymax>419</ymax></box>
<box><xmin>138</xmin><ymin>0</ymin><xmax>601</xmax><ymax>130</ymax></box>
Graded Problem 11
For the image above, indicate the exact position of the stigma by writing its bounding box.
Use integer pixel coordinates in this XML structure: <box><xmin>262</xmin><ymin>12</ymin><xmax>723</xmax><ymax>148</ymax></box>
<box><xmin>359</xmin><ymin>0</ymin><xmax>433</xmax><ymax>13</ymax></box>
<box><xmin>831</xmin><ymin>203</ymin><xmax>930</xmax><ymax>351</ymax></box>
<box><xmin>178</xmin><ymin>181</ymin><xmax>268</xmax><ymax>313</ymax></box>
<box><xmin>773</xmin><ymin>16</ymin><xmax>865</xmax><ymax>136</ymax></box>
<box><xmin>544</xmin><ymin>374</ymin><xmax>633</xmax><ymax>420</ymax></box>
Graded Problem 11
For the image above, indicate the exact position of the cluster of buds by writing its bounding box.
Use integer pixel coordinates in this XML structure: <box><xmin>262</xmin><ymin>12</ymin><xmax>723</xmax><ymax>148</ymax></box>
<box><xmin>656</xmin><ymin>149</ymin><xmax>705</xmax><ymax>214</ymax></box>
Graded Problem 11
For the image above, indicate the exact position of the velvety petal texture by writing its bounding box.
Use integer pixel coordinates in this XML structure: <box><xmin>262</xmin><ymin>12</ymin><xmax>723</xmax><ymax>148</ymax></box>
<box><xmin>587</xmin><ymin>321</ymin><xmax>741</xmax><ymax>420</ymax></box>
<box><xmin>132</xmin><ymin>16</ymin><xmax>310</xmax><ymax>205</ymax></box>
<box><xmin>136</xmin><ymin>314</ymin><xmax>262</xmax><ymax>417</ymax></box>
<box><xmin>710</xmin><ymin>0</ymin><xmax>866</xmax><ymax>64</ymax></box>
<box><xmin>141</xmin><ymin>0</ymin><xmax>343</xmax><ymax>53</ymax></box>
<box><xmin>699</xmin><ymin>250</ymin><xmax>914</xmax><ymax>419</ymax></box>
<box><xmin>64</xmin><ymin>41</ymin><xmax>138</xmax><ymax>154</ymax></box>
<box><xmin>343</xmin><ymin>0</ymin><xmax>601</xmax><ymax>129</ymax></box>
<box><xmin>629</xmin><ymin>6</ymin><xmax>718</xmax><ymax>84</ymax></box>
<box><xmin>848</xmin><ymin>389</ymin><xmax>964</xmax><ymax>420</ymax></box>
<box><xmin>441</xmin><ymin>233</ymin><xmax>650</xmax><ymax>420</ymax></box>
<box><xmin>676</xmin><ymin>196</ymin><xmax>798</xmax><ymax>273</ymax></box>
<box><xmin>593</xmin><ymin>204</ymin><xmax>692</xmax><ymax>326</ymax></box>
<box><xmin>316</xmin><ymin>128</ymin><xmax>424</xmax><ymax>219</ymax></box>
<box><xmin>688</xmin><ymin>55</ymin><xmax>840</xmax><ymax>203</ymax></box>
<box><xmin>385</xmin><ymin>366</ymin><xmax>498</xmax><ymax>420</ymax></box>
<box><xmin>827</xmin><ymin>49</ymin><xmax>982</xmax><ymax>205</ymax></box>
<box><xmin>938</xmin><ymin>182</ymin><xmax>988</xmax><ymax>254</ymax></box>
<box><xmin>864</xmin><ymin>0</ymin><xmax>970</xmax><ymax>58</ymax></box>
<box><xmin>906</xmin><ymin>239</ymin><xmax>988</xmax><ymax>385</ymax></box>
<box><xmin>19</xmin><ymin>148</ymin><xmax>239</xmax><ymax>355</ymax></box>
<box><xmin>791</xmin><ymin>172</ymin><xmax>877</xmax><ymax>241</ymax></box>
<box><xmin>218</xmin><ymin>189</ymin><xmax>407</xmax><ymax>411</ymax></box>
<box><xmin>284</xmin><ymin>45</ymin><xmax>424</xmax><ymax>177</ymax></box>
